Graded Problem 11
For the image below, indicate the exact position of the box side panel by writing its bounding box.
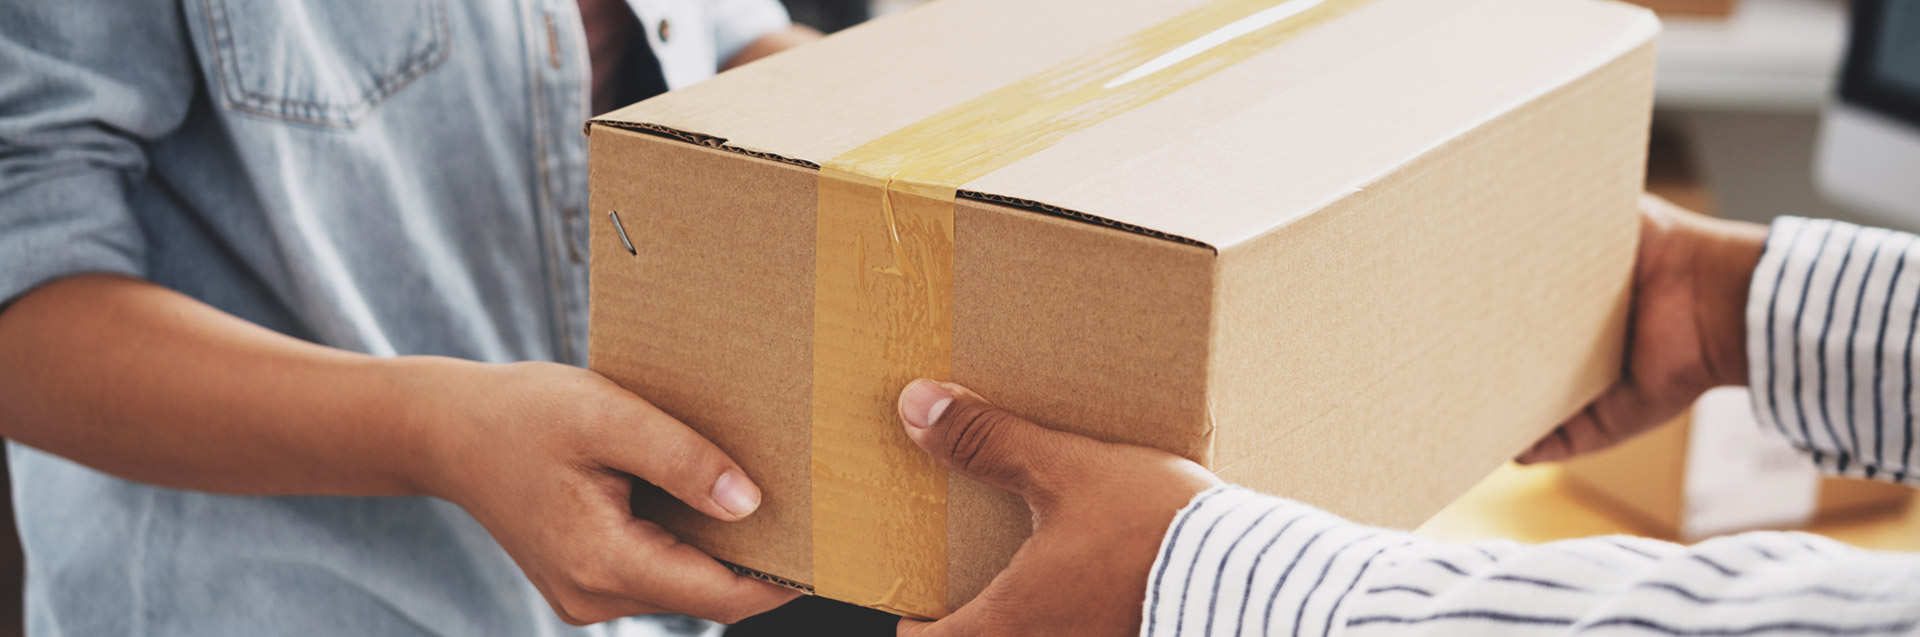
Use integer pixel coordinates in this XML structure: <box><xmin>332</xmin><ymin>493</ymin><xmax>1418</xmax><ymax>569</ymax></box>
<box><xmin>947</xmin><ymin>200</ymin><xmax>1215</xmax><ymax>608</ymax></box>
<box><xmin>589</xmin><ymin>127</ymin><xmax>815</xmax><ymax>584</ymax></box>
<box><xmin>1562</xmin><ymin>415</ymin><xmax>1691</xmax><ymax>536</ymax></box>
<box><xmin>589</xmin><ymin>125</ymin><xmax>1218</xmax><ymax>605</ymax></box>
<box><xmin>1210</xmin><ymin>41</ymin><xmax>1655</xmax><ymax>529</ymax></box>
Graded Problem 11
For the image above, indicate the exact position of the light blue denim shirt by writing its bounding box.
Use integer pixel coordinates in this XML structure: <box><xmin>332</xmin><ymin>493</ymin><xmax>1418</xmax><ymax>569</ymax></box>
<box><xmin>0</xmin><ymin>0</ymin><xmax>787</xmax><ymax>634</ymax></box>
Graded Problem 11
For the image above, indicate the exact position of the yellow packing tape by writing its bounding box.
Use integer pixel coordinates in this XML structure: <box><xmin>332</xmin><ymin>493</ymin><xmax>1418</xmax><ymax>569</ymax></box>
<box><xmin>811</xmin><ymin>0</ymin><xmax>1375</xmax><ymax>618</ymax></box>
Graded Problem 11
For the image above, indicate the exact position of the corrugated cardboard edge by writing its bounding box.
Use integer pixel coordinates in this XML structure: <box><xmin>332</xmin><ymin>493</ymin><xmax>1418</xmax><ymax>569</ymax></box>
<box><xmin>587</xmin><ymin>120</ymin><xmax>1215</xmax><ymax>251</ymax></box>
<box><xmin>723</xmin><ymin>562</ymin><xmax>817</xmax><ymax>595</ymax></box>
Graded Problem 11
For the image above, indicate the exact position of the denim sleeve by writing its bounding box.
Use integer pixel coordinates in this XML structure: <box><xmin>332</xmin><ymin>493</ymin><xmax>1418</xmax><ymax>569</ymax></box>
<box><xmin>0</xmin><ymin>0</ymin><xmax>197</xmax><ymax>307</ymax></box>
<box><xmin>709</xmin><ymin>0</ymin><xmax>792</xmax><ymax>66</ymax></box>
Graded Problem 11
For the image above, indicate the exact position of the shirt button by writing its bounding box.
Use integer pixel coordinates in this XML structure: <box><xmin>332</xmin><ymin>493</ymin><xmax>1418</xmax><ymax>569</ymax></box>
<box><xmin>657</xmin><ymin>19</ymin><xmax>672</xmax><ymax>43</ymax></box>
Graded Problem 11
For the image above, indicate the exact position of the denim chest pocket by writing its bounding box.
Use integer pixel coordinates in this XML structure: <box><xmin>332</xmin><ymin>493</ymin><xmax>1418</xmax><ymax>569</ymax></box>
<box><xmin>198</xmin><ymin>0</ymin><xmax>451</xmax><ymax>128</ymax></box>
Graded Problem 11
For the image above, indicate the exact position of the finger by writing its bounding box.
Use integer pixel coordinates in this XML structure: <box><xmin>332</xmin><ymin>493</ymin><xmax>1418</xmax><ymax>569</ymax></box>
<box><xmin>600</xmin><ymin>518</ymin><xmax>800</xmax><ymax>623</ymax></box>
<box><xmin>1516</xmin><ymin>381</ymin><xmax>1656</xmax><ymax>464</ymax></box>
<box><xmin>599</xmin><ymin>395</ymin><xmax>763</xmax><ymax>522</ymax></box>
<box><xmin>547</xmin><ymin>590</ymin><xmax>666</xmax><ymax>626</ymax></box>
<box><xmin>896</xmin><ymin>603</ymin><xmax>985</xmax><ymax>637</ymax></box>
<box><xmin>896</xmin><ymin>379</ymin><xmax>1093</xmax><ymax>502</ymax></box>
<box><xmin>1515</xmin><ymin>421</ymin><xmax>1578</xmax><ymax>465</ymax></box>
<box><xmin>527</xmin><ymin>571</ymin><xmax>672</xmax><ymax>627</ymax></box>
<box><xmin>897</xmin><ymin>618</ymin><xmax>936</xmax><ymax>637</ymax></box>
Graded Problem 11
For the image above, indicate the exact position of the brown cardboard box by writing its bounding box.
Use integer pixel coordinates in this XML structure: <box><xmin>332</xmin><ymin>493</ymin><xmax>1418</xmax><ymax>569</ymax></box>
<box><xmin>1565</xmin><ymin>388</ymin><xmax>1910</xmax><ymax>539</ymax></box>
<box><xmin>588</xmin><ymin>0</ymin><xmax>1658</xmax><ymax>617</ymax></box>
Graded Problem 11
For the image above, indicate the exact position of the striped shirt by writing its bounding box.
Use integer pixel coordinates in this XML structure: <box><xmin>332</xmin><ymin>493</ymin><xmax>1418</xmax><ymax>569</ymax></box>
<box><xmin>1143</xmin><ymin>217</ymin><xmax>1920</xmax><ymax>637</ymax></box>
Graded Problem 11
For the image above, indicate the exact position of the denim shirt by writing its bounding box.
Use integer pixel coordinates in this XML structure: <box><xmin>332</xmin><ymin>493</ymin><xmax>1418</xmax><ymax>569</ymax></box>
<box><xmin>0</xmin><ymin>0</ymin><xmax>787</xmax><ymax>634</ymax></box>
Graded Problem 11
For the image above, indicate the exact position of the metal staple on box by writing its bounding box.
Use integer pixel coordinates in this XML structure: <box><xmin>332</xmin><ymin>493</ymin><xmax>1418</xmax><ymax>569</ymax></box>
<box><xmin>608</xmin><ymin>210</ymin><xmax>636</xmax><ymax>256</ymax></box>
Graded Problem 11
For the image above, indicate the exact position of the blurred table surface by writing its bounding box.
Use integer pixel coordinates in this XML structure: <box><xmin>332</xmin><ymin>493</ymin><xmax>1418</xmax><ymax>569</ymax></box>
<box><xmin>1416</xmin><ymin>462</ymin><xmax>1920</xmax><ymax>551</ymax></box>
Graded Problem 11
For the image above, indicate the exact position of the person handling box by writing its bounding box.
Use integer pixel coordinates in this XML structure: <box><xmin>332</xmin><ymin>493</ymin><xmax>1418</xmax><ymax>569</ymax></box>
<box><xmin>895</xmin><ymin>197</ymin><xmax>1920</xmax><ymax>637</ymax></box>
<box><xmin>0</xmin><ymin>1</ymin><xmax>815</xmax><ymax>634</ymax></box>
<box><xmin>890</xmin><ymin>8</ymin><xmax>1920</xmax><ymax>635</ymax></box>
<box><xmin>8</xmin><ymin>2</ymin><xmax>1920</xmax><ymax>637</ymax></box>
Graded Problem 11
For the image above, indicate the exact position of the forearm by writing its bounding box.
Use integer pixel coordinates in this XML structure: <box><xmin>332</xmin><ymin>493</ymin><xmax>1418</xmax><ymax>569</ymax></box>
<box><xmin>0</xmin><ymin>274</ymin><xmax>448</xmax><ymax>496</ymax></box>
<box><xmin>1148</xmin><ymin>486</ymin><xmax>1920</xmax><ymax>636</ymax></box>
<box><xmin>721</xmin><ymin>24</ymin><xmax>821</xmax><ymax>70</ymax></box>
<box><xmin>1142</xmin><ymin>487</ymin><xmax>1407</xmax><ymax>637</ymax></box>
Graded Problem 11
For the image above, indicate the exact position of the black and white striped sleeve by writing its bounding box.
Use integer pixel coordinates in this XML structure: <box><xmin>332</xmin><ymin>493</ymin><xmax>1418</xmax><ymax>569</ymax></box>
<box><xmin>1142</xmin><ymin>486</ymin><xmax>1920</xmax><ymax>636</ymax></box>
<box><xmin>1748</xmin><ymin>216</ymin><xmax>1920</xmax><ymax>484</ymax></box>
<box><xmin>1139</xmin><ymin>216</ymin><xmax>1920</xmax><ymax>636</ymax></box>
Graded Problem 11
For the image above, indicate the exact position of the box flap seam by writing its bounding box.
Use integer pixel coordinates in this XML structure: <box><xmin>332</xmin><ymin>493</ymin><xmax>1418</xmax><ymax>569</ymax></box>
<box><xmin>590</xmin><ymin>119</ymin><xmax>1219</xmax><ymax>252</ymax></box>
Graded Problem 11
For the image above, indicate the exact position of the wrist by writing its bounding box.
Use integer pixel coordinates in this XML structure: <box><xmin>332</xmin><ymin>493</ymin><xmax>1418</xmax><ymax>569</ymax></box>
<box><xmin>385</xmin><ymin>355</ymin><xmax>488</xmax><ymax>502</ymax></box>
<box><xmin>1690</xmin><ymin>216</ymin><xmax>1768</xmax><ymax>387</ymax></box>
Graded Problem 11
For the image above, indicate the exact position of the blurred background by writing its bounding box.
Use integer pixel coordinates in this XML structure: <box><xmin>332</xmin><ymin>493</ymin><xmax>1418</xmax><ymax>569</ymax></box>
<box><xmin>0</xmin><ymin>0</ymin><xmax>1903</xmax><ymax>635</ymax></box>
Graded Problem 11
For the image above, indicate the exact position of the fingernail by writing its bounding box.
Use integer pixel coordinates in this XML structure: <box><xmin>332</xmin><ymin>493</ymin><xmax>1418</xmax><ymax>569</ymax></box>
<box><xmin>900</xmin><ymin>379</ymin><xmax>954</xmax><ymax>429</ymax></box>
<box><xmin>711</xmin><ymin>470</ymin><xmax>761</xmax><ymax>517</ymax></box>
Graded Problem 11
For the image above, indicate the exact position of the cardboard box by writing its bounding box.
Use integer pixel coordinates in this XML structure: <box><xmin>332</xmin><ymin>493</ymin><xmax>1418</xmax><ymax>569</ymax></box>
<box><xmin>588</xmin><ymin>0</ymin><xmax>1657</xmax><ymax>617</ymax></box>
<box><xmin>1565</xmin><ymin>387</ymin><xmax>1911</xmax><ymax>539</ymax></box>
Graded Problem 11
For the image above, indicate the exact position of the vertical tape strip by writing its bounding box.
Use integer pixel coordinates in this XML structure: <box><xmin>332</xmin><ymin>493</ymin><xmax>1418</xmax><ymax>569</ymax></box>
<box><xmin>811</xmin><ymin>0</ymin><xmax>1375</xmax><ymax>618</ymax></box>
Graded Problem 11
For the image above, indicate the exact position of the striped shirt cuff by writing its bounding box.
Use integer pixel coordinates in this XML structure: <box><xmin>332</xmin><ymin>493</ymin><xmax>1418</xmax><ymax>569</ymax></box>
<box><xmin>1747</xmin><ymin>216</ymin><xmax>1920</xmax><ymax>485</ymax></box>
<box><xmin>1142</xmin><ymin>486</ymin><xmax>1410</xmax><ymax>637</ymax></box>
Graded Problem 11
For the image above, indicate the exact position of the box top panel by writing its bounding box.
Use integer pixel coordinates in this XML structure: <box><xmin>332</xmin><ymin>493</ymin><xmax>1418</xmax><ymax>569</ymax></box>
<box><xmin>592</xmin><ymin>0</ymin><xmax>1654</xmax><ymax>249</ymax></box>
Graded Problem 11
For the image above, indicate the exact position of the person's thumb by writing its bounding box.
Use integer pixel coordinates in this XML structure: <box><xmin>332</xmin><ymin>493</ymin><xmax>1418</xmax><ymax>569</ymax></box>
<box><xmin>896</xmin><ymin>610</ymin><xmax>979</xmax><ymax>637</ymax></box>
<box><xmin>896</xmin><ymin>379</ymin><xmax>1081</xmax><ymax>503</ymax></box>
<box><xmin>604</xmin><ymin>397</ymin><xmax>763</xmax><ymax>522</ymax></box>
